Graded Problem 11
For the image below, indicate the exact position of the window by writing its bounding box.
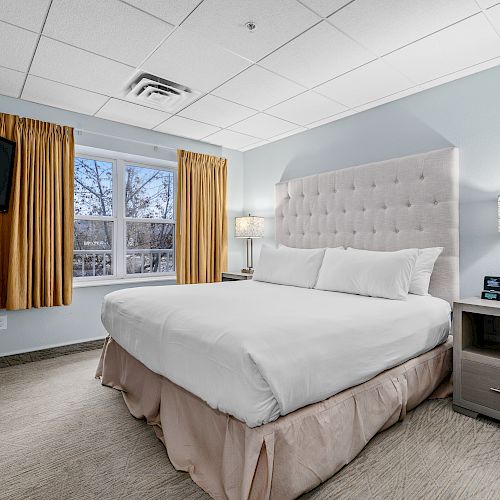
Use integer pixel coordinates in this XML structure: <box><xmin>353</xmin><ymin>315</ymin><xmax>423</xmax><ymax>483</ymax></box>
<box><xmin>73</xmin><ymin>153</ymin><xmax>175</xmax><ymax>281</ymax></box>
<box><xmin>124</xmin><ymin>165</ymin><xmax>175</xmax><ymax>275</ymax></box>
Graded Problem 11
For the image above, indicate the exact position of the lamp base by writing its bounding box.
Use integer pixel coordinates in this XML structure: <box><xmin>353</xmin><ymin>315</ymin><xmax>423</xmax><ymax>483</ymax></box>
<box><xmin>241</xmin><ymin>268</ymin><xmax>254</xmax><ymax>275</ymax></box>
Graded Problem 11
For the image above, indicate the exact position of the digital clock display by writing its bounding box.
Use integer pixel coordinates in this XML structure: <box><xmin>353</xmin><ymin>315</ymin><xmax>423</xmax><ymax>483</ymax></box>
<box><xmin>484</xmin><ymin>276</ymin><xmax>500</xmax><ymax>293</ymax></box>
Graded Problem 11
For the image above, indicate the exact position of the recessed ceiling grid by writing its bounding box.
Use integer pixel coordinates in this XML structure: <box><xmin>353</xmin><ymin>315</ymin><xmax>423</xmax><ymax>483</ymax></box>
<box><xmin>1</xmin><ymin>0</ymin><xmax>500</xmax><ymax>151</ymax></box>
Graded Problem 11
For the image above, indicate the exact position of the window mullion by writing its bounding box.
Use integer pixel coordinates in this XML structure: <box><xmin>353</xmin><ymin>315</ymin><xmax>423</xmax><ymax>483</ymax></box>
<box><xmin>74</xmin><ymin>215</ymin><xmax>113</xmax><ymax>221</ymax></box>
<box><xmin>115</xmin><ymin>159</ymin><xmax>125</xmax><ymax>278</ymax></box>
<box><xmin>123</xmin><ymin>217</ymin><xmax>175</xmax><ymax>224</ymax></box>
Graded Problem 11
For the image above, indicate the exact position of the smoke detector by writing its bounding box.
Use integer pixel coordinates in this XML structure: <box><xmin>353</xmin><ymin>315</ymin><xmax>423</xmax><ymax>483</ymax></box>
<box><xmin>124</xmin><ymin>72</ymin><xmax>202</xmax><ymax>113</ymax></box>
<box><xmin>244</xmin><ymin>21</ymin><xmax>256</xmax><ymax>32</ymax></box>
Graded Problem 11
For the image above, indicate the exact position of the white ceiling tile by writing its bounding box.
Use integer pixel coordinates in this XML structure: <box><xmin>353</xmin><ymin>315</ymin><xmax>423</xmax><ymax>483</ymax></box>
<box><xmin>0</xmin><ymin>21</ymin><xmax>38</xmax><ymax>72</ymax></box>
<box><xmin>485</xmin><ymin>4</ymin><xmax>500</xmax><ymax>30</ymax></box>
<box><xmin>212</xmin><ymin>65</ymin><xmax>305</xmax><ymax>110</ymax></box>
<box><xmin>383</xmin><ymin>14</ymin><xmax>500</xmax><ymax>84</ymax></box>
<box><xmin>123</xmin><ymin>0</ymin><xmax>200</xmax><ymax>25</ymax></box>
<box><xmin>30</xmin><ymin>37</ymin><xmax>134</xmax><ymax>95</ymax></box>
<box><xmin>43</xmin><ymin>0</ymin><xmax>172</xmax><ymax>66</ymax></box>
<box><xmin>154</xmin><ymin>116</ymin><xmax>220</xmax><ymax>139</ymax></box>
<box><xmin>22</xmin><ymin>75</ymin><xmax>109</xmax><ymax>115</ymax></box>
<box><xmin>180</xmin><ymin>0</ymin><xmax>320</xmax><ymax>61</ymax></box>
<box><xmin>299</xmin><ymin>0</ymin><xmax>352</xmax><ymax>17</ymax></box>
<box><xmin>0</xmin><ymin>66</ymin><xmax>25</xmax><ymax>98</ymax></box>
<box><xmin>179</xmin><ymin>94</ymin><xmax>256</xmax><ymax>128</ymax></box>
<box><xmin>477</xmin><ymin>0</ymin><xmax>500</xmax><ymax>8</ymax></box>
<box><xmin>229</xmin><ymin>113</ymin><xmax>298</xmax><ymax>139</ymax></box>
<box><xmin>266</xmin><ymin>91</ymin><xmax>348</xmax><ymax>125</ymax></box>
<box><xmin>315</xmin><ymin>59</ymin><xmax>414</xmax><ymax>108</ymax></box>
<box><xmin>268</xmin><ymin>127</ymin><xmax>307</xmax><ymax>141</ymax></box>
<box><xmin>204</xmin><ymin>129</ymin><xmax>259</xmax><ymax>149</ymax></box>
<box><xmin>306</xmin><ymin>109</ymin><xmax>357</xmax><ymax>128</ymax></box>
<box><xmin>260</xmin><ymin>21</ymin><xmax>374</xmax><ymax>88</ymax></box>
<box><xmin>142</xmin><ymin>28</ymin><xmax>251</xmax><ymax>92</ymax></box>
<box><xmin>329</xmin><ymin>0</ymin><xmax>480</xmax><ymax>56</ymax></box>
<box><xmin>240</xmin><ymin>140</ymin><xmax>269</xmax><ymax>151</ymax></box>
<box><xmin>0</xmin><ymin>0</ymin><xmax>51</xmax><ymax>31</ymax></box>
<box><xmin>95</xmin><ymin>98</ymin><xmax>170</xmax><ymax>129</ymax></box>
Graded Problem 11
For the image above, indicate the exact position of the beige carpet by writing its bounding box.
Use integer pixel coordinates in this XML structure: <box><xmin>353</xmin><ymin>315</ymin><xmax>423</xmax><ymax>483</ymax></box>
<box><xmin>1</xmin><ymin>351</ymin><xmax>499</xmax><ymax>500</ymax></box>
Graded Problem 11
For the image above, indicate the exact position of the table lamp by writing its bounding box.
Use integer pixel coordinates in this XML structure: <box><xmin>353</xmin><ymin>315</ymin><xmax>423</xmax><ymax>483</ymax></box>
<box><xmin>235</xmin><ymin>214</ymin><xmax>264</xmax><ymax>274</ymax></box>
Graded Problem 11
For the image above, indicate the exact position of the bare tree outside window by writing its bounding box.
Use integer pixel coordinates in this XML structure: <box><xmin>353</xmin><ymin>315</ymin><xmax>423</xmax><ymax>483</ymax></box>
<box><xmin>125</xmin><ymin>165</ymin><xmax>174</xmax><ymax>220</ymax></box>
<box><xmin>74</xmin><ymin>157</ymin><xmax>113</xmax><ymax>217</ymax></box>
<box><xmin>74</xmin><ymin>158</ymin><xmax>113</xmax><ymax>277</ymax></box>
<box><xmin>73</xmin><ymin>156</ymin><xmax>175</xmax><ymax>279</ymax></box>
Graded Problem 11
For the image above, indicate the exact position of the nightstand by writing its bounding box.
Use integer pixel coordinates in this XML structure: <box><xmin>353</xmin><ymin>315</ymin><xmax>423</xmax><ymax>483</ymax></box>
<box><xmin>453</xmin><ymin>298</ymin><xmax>500</xmax><ymax>421</ymax></box>
<box><xmin>221</xmin><ymin>271</ymin><xmax>253</xmax><ymax>282</ymax></box>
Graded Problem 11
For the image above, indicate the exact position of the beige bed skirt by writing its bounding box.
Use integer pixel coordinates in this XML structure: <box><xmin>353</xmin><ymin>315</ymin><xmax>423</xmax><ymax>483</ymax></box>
<box><xmin>96</xmin><ymin>336</ymin><xmax>453</xmax><ymax>500</ymax></box>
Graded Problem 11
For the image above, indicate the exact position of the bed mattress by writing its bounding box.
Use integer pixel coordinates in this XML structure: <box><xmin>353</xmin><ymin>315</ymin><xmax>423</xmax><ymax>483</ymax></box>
<box><xmin>101</xmin><ymin>280</ymin><xmax>451</xmax><ymax>427</ymax></box>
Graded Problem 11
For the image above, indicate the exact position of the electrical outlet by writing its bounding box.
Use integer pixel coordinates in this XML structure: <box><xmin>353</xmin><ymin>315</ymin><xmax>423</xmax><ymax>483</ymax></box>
<box><xmin>0</xmin><ymin>315</ymin><xmax>7</xmax><ymax>330</ymax></box>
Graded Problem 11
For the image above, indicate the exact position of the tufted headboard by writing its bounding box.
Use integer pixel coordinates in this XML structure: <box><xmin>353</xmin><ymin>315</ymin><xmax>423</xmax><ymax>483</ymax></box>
<box><xmin>275</xmin><ymin>147</ymin><xmax>459</xmax><ymax>305</ymax></box>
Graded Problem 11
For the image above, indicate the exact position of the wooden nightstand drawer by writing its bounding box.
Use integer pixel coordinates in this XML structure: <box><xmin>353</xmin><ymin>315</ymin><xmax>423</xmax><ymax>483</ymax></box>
<box><xmin>462</xmin><ymin>359</ymin><xmax>500</xmax><ymax>412</ymax></box>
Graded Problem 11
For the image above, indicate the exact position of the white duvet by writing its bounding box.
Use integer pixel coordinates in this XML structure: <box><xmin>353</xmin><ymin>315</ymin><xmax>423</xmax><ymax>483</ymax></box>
<box><xmin>101</xmin><ymin>280</ymin><xmax>451</xmax><ymax>427</ymax></box>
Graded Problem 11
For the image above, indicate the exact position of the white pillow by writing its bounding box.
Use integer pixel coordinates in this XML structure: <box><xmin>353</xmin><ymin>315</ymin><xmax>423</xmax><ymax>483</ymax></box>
<box><xmin>315</xmin><ymin>247</ymin><xmax>418</xmax><ymax>300</ymax></box>
<box><xmin>253</xmin><ymin>245</ymin><xmax>325</xmax><ymax>288</ymax></box>
<box><xmin>409</xmin><ymin>247</ymin><xmax>443</xmax><ymax>295</ymax></box>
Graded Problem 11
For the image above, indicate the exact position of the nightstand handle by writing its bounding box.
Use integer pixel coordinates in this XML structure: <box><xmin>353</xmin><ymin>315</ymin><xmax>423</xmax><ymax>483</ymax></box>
<box><xmin>490</xmin><ymin>387</ymin><xmax>500</xmax><ymax>394</ymax></box>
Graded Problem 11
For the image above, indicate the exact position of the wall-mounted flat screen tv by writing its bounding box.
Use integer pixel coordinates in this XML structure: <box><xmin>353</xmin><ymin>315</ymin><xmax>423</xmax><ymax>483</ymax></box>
<box><xmin>0</xmin><ymin>137</ymin><xmax>16</xmax><ymax>213</ymax></box>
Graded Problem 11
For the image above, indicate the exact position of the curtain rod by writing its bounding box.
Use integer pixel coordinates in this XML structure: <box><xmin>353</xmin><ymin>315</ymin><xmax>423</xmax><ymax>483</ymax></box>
<box><xmin>74</xmin><ymin>128</ymin><xmax>180</xmax><ymax>152</ymax></box>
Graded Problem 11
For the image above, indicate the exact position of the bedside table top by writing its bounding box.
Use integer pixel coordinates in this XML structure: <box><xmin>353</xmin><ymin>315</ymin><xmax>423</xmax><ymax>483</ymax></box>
<box><xmin>222</xmin><ymin>271</ymin><xmax>253</xmax><ymax>279</ymax></box>
<box><xmin>455</xmin><ymin>297</ymin><xmax>500</xmax><ymax>310</ymax></box>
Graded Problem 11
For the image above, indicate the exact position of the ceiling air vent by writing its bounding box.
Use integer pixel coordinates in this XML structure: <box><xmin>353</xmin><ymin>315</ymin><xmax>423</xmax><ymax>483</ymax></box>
<box><xmin>124</xmin><ymin>73</ymin><xmax>202</xmax><ymax>113</ymax></box>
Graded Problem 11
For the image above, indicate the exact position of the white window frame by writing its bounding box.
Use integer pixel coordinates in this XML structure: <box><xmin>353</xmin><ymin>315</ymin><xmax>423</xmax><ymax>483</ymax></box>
<box><xmin>74</xmin><ymin>154</ymin><xmax>116</xmax><ymax>282</ymax></box>
<box><xmin>73</xmin><ymin>148</ymin><xmax>176</xmax><ymax>283</ymax></box>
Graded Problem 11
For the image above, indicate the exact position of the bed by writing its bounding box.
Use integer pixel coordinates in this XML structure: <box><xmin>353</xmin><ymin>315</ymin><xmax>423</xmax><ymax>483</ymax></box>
<box><xmin>97</xmin><ymin>147</ymin><xmax>459</xmax><ymax>499</ymax></box>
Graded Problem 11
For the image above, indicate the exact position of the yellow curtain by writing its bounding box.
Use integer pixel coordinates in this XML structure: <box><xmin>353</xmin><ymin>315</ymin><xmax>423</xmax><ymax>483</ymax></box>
<box><xmin>0</xmin><ymin>113</ymin><xmax>74</xmax><ymax>310</ymax></box>
<box><xmin>176</xmin><ymin>149</ymin><xmax>227</xmax><ymax>284</ymax></box>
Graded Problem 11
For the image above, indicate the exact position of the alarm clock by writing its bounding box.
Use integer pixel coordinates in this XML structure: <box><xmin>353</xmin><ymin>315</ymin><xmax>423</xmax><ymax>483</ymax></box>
<box><xmin>481</xmin><ymin>290</ymin><xmax>500</xmax><ymax>301</ymax></box>
<box><xmin>484</xmin><ymin>276</ymin><xmax>500</xmax><ymax>292</ymax></box>
<box><xmin>481</xmin><ymin>276</ymin><xmax>500</xmax><ymax>300</ymax></box>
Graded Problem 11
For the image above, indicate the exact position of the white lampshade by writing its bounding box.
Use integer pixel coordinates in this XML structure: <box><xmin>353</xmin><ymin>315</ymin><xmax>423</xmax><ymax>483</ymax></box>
<box><xmin>235</xmin><ymin>215</ymin><xmax>264</xmax><ymax>238</ymax></box>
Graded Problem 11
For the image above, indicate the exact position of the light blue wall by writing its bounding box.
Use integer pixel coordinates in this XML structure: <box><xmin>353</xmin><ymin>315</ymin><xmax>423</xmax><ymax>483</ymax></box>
<box><xmin>243</xmin><ymin>65</ymin><xmax>500</xmax><ymax>299</ymax></box>
<box><xmin>0</xmin><ymin>96</ymin><xmax>244</xmax><ymax>356</ymax></box>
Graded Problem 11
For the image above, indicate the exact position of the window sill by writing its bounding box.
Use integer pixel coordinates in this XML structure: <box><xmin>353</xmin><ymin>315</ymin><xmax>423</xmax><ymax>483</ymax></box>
<box><xmin>73</xmin><ymin>275</ymin><xmax>177</xmax><ymax>288</ymax></box>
